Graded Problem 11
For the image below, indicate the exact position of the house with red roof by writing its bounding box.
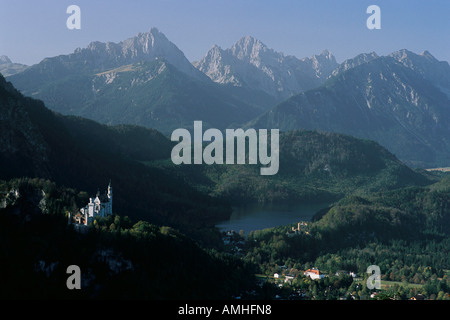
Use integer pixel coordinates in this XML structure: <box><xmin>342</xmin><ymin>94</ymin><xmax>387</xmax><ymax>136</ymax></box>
<box><xmin>304</xmin><ymin>268</ymin><xmax>324</xmax><ymax>280</ymax></box>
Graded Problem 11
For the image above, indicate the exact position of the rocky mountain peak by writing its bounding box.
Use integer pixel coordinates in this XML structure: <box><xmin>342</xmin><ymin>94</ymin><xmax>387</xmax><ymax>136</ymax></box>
<box><xmin>231</xmin><ymin>36</ymin><xmax>266</xmax><ymax>54</ymax></box>
<box><xmin>390</xmin><ymin>48</ymin><xmax>442</xmax><ymax>66</ymax></box>
<box><xmin>420</xmin><ymin>50</ymin><xmax>438</xmax><ymax>61</ymax></box>
<box><xmin>388</xmin><ymin>49</ymin><xmax>450</xmax><ymax>98</ymax></box>
<box><xmin>329</xmin><ymin>52</ymin><xmax>379</xmax><ymax>78</ymax></box>
<box><xmin>389</xmin><ymin>49</ymin><xmax>440</xmax><ymax>67</ymax></box>
<box><xmin>0</xmin><ymin>56</ymin><xmax>28</xmax><ymax>77</ymax></box>
<box><xmin>311</xmin><ymin>50</ymin><xmax>338</xmax><ymax>77</ymax></box>
<box><xmin>122</xmin><ymin>27</ymin><xmax>170</xmax><ymax>54</ymax></box>
<box><xmin>314</xmin><ymin>49</ymin><xmax>334</xmax><ymax>61</ymax></box>
<box><xmin>34</xmin><ymin>28</ymin><xmax>207</xmax><ymax>82</ymax></box>
<box><xmin>195</xmin><ymin>36</ymin><xmax>338</xmax><ymax>100</ymax></box>
<box><xmin>229</xmin><ymin>36</ymin><xmax>276</xmax><ymax>68</ymax></box>
<box><xmin>0</xmin><ymin>55</ymin><xmax>12</xmax><ymax>65</ymax></box>
<box><xmin>389</xmin><ymin>49</ymin><xmax>427</xmax><ymax>67</ymax></box>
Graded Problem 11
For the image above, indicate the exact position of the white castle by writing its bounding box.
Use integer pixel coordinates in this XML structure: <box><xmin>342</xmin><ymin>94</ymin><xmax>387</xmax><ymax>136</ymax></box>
<box><xmin>69</xmin><ymin>182</ymin><xmax>113</xmax><ymax>226</ymax></box>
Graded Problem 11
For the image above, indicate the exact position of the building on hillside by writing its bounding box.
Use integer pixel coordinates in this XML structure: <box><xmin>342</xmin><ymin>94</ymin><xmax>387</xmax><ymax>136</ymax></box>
<box><xmin>304</xmin><ymin>268</ymin><xmax>324</xmax><ymax>280</ymax></box>
<box><xmin>68</xmin><ymin>181</ymin><xmax>113</xmax><ymax>226</ymax></box>
<box><xmin>284</xmin><ymin>274</ymin><xmax>295</xmax><ymax>283</ymax></box>
<box><xmin>286</xmin><ymin>221</ymin><xmax>309</xmax><ymax>237</ymax></box>
<box><xmin>335</xmin><ymin>270</ymin><xmax>357</xmax><ymax>278</ymax></box>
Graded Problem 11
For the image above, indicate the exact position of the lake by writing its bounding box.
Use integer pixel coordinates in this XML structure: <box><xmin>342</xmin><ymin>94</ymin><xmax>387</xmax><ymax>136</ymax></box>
<box><xmin>215</xmin><ymin>203</ymin><xmax>329</xmax><ymax>235</ymax></box>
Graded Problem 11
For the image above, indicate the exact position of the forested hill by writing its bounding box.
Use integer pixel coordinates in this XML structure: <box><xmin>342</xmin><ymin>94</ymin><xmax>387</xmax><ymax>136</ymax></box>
<box><xmin>239</xmin><ymin>175</ymin><xmax>450</xmax><ymax>300</ymax></box>
<box><xmin>156</xmin><ymin>130</ymin><xmax>433</xmax><ymax>205</ymax></box>
<box><xmin>0</xmin><ymin>73</ymin><xmax>230</xmax><ymax>231</ymax></box>
<box><xmin>0</xmin><ymin>178</ymin><xmax>254</xmax><ymax>299</ymax></box>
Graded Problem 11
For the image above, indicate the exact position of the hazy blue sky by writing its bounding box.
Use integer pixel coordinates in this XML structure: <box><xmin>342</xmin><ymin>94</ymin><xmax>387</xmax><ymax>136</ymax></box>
<box><xmin>1</xmin><ymin>0</ymin><xmax>449</xmax><ymax>66</ymax></box>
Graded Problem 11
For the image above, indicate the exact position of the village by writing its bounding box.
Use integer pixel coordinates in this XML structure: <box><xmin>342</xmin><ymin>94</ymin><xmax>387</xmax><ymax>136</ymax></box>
<box><xmin>220</xmin><ymin>225</ymin><xmax>362</xmax><ymax>300</ymax></box>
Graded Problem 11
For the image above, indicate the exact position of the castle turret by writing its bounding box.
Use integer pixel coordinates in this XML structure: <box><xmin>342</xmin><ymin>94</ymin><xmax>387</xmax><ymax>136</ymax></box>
<box><xmin>107</xmin><ymin>181</ymin><xmax>113</xmax><ymax>202</ymax></box>
<box><xmin>85</xmin><ymin>198</ymin><xmax>94</xmax><ymax>224</ymax></box>
<box><xmin>106</xmin><ymin>180</ymin><xmax>113</xmax><ymax>215</ymax></box>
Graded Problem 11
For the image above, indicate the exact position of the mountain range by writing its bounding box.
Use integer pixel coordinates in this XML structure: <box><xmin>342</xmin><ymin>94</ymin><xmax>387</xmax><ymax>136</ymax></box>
<box><xmin>250</xmin><ymin>50</ymin><xmax>450</xmax><ymax>167</ymax></box>
<box><xmin>193</xmin><ymin>36</ymin><xmax>338</xmax><ymax>101</ymax></box>
<box><xmin>4</xmin><ymin>27</ymin><xmax>450</xmax><ymax>168</ymax></box>
<box><xmin>6</xmin><ymin>28</ymin><xmax>277</xmax><ymax>133</ymax></box>
<box><xmin>0</xmin><ymin>72</ymin><xmax>431</xmax><ymax>223</ymax></box>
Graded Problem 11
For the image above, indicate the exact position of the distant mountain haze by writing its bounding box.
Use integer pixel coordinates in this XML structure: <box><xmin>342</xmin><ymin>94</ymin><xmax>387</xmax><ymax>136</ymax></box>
<box><xmin>7</xmin><ymin>29</ymin><xmax>278</xmax><ymax>133</ymax></box>
<box><xmin>4</xmin><ymin>28</ymin><xmax>450</xmax><ymax>167</ymax></box>
<box><xmin>250</xmin><ymin>51</ymin><xmax>450</xmax><ymax>168</ymax></box>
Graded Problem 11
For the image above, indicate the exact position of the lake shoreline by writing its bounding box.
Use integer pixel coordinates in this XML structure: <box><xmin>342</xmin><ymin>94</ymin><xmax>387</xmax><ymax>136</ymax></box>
<box><xmin>215</xmin><ymin>202</ymin><xmax>330</xmax><ymax>236</ymax></box>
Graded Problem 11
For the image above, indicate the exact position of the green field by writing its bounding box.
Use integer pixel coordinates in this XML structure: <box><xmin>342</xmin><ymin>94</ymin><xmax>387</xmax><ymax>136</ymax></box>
<box><xmin>381</xmin><ymin>280</ymin><xmax>424</xmax><ymax>289</ymax></box>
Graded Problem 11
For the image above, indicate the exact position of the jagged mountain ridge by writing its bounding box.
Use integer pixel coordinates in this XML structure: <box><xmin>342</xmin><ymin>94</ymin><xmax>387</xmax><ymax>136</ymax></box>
<box><xmin>249</xmin><ymin>51</ymin><xmax>450</xmax><ymax>168</ymax></box>
<box><xmin>5</xmin><ymin>28</ymin><xmax>450</xmax><ymax>168</ymax></box>
<box><xmin>194</xmin><ymin>36</ymin><xmax>339</xmax><ymax>101</ymax></box>
<box><xmin>389</xmin><ymin>49</ymin><xmax>450</xmax><ymax>99</ymax></box>
<box><xmin>9</xmin><ymin>28</ymin><xmax>206</xmax><ymax>84</ymax></box>
<box><xmin>328</xmin><ymin>52</ymin><xmax>379</xmax><ymax>78</ymax></box>
<box><xmin>6</xmin><ymin>29</ymin><xmax>277</xmax><ymax>134</ymax></box>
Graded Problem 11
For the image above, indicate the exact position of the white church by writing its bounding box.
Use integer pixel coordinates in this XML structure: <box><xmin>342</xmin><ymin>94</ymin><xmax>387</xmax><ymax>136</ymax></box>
<box><xmin>69</xmin><ymin>182</ymin><xmax>113</xmax><ymax>226</ymax></box>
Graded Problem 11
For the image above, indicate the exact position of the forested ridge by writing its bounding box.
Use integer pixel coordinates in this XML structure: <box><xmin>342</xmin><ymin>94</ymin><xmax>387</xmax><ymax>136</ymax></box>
<box><xmin>0</xmin><ymin>178</ymin><xmax>254</xmax><ymax>299</ymax></box>
<box><xmin>237</xmin><ymin>175</ymin><xmax>450</xmax><ymax>300</ymax></box>
<box><xmin>1</xmin><ymin>173</ymin><xmax>449</xmax><ymax>299</ymax></box>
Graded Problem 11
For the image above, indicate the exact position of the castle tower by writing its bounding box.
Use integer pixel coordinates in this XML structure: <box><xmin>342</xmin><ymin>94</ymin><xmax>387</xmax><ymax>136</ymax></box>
<box><xmin>87</xmin><ymin>198</ymin><xmax>95</xmax><ymax>223</ymax></box>
<box><xmin>106</xmin><ymin>180</ymin><xmax>113</xmax><ymax>215</ymax></box>
<box><xmin>107</xmin><ymin>180</ymin><xmax>113</xmax><ymax>202</ymax></box>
